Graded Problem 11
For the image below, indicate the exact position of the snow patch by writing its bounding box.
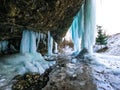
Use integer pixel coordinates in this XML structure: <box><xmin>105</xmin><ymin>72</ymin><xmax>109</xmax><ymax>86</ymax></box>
<box><xmin>91</xmin><ymin>53</ymin><xmax>120</xmax><ymax>90</ymax></box>
<box><xmin>104</xmin><ymin>33</ymin><xmax>120</xmax><ymax>56</ymax></box>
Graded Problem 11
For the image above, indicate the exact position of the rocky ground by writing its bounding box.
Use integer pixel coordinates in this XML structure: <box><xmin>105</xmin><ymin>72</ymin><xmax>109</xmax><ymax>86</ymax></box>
<box><xmin>43</xmin><ymin>54</ymin><xmax>96</xmax><ymax>90</ymax></box>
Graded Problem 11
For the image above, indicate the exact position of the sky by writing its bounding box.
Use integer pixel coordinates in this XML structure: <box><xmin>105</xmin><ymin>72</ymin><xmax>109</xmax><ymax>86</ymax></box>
<box><xmin>96</xmin><ymin>0</ymin><xmax>120</xmax><ymax>35</ymax></box>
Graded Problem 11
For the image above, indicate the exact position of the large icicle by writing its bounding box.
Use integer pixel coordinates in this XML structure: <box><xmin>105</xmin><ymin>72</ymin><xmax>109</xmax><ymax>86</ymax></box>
<box><xmin>29</xmin><ymin>31</ymin><xmax>37</xmax><ymax>53</ymax></box>
<box><xmin>48</xmin><ymin>31</ymin><xmax>53</xmax><ymax>55</ymax></box>
<box><xmin>20</xmin><ymin>30</ymin><xmax>30</xmax><ymax>53</ymax></box>
<box><xmin>20</xmin><ymin>30</ymin><xmax>36</xmax><ymax>53</ymax></box>
<box><xmin>82</xmin><ymin>0</ymin><xmax>96</xmax><ymax>53</ymax></box>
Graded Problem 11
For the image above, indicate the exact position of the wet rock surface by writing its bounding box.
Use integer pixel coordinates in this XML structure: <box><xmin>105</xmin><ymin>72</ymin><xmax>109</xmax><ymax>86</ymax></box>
<box><xmin>43</xmin><ymin>54</ymin><xmax>96</xmax><ymax>90</ymax></box>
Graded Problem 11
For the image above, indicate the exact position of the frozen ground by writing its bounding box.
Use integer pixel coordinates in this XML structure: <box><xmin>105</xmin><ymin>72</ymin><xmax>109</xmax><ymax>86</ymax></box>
<box><xmin>90</xmin><ymin>34</ymin><xmax>120</xmax><ymax>90</ymax></box>
<box><xmin>91</xmin><ymin>53</ymin><xmax>120</xmax><ymax>90</ymax></box>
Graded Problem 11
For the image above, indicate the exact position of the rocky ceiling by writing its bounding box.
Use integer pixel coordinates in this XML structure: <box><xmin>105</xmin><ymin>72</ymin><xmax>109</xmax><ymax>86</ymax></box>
<box><xmin>0</xmin><ymin>0</ymin><xmax>83</xmax><ymax>42</ymax></box>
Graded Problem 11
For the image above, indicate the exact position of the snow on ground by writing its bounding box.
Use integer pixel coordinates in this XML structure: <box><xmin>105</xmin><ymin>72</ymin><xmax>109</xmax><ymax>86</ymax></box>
<box><xmin>62</xmin><ymin>46</ymin><xmax>74</xmax><ymax>55</ymax></box>
<box><xmin>91</xmin><ymin>53</ymin><xmax>120</xmax><ymax>90</ymax></box>
<box><xmin>93</xmin><ymin>45</ymin><xmax>106</xmax><ymax>52</ymax></box>
<box><xmin>104</xmin><ymin>33</ymin><xmax>120</xmax><ymax>56</ymax></box>
<box><xmin>91</xmin><ymin>34</ymin><xmax>120</xmax><ymax>90</ymax></box>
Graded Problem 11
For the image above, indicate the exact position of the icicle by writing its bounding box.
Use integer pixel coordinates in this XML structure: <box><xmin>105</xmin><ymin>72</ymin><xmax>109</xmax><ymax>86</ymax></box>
<box><xmin>20</xmin><ymin>30</ymin><xmax>37</xmax><ymax>53</ymax></box>
<box><xmin>82</xmin><ymin>0</ymin><xmax>96</xmax><ymax>54</ymax></box>
<box><xmin>54</xmin><ymin>42</ymin><xmax>58</xmax><ymax>53</ymax></box>
<box><xmin>43</xmin><ymin>34</ymin><xmax>46</xmax><ymax>46</ymax></box>
<box><xmin>29</xmin><ymin>31</ymin><xmax>37</xmax><ymax>53</ymax></box>
<box><xmin>0</xmin><ymin>40</ymin><xmax>9</xmax><ymax>53</ymax></box>
<box><xmin>47</xmin><ymin>31</ymin><xmax>53</xmax><ymax>55</ymax></box>
<box><xmin>36</xmin><ymin>32</ymin><xmax>41</xmax><ymax>49</ymax></box>
<box><xmin>36</xmin><ymin>32</ymin><xmax>47</xmax><ymax>49</ymax></box>
<box><xmin>20</xmin><ymin>30</ymin><xmax>30</xmax><ymax>53</ymax></box>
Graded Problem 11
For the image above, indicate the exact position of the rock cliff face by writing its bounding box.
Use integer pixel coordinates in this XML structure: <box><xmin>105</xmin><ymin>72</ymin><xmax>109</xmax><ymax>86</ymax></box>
<box><xmin>0</xmin><ymin>0</ymin><xmax>83</xmax><ymax>42</ymax></box>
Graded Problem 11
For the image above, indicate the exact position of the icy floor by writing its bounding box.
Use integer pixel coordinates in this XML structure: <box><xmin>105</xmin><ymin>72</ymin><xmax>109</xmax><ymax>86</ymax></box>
<box><xmin>91</xmin><ymin>53</ymin><xmax>120</xmax><ymax>90</ymax></box>
<box><xmin>61</xmin><ymin>47</ymin><xmax>120</xmax><ymax>90</ymax></box>
<box><xmin>0</xmin><ymin>53</ymin><xmax>55</xmax><ymax>90</ymax></box>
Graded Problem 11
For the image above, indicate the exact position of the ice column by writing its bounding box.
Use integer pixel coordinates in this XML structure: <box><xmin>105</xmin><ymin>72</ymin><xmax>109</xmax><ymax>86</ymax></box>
<box><xmin>82</xmin><ymin>0</ymin><xmax>96</xmax><ymax>53</ymax></box>
<box><xmin>70</xmin><ymin>0</ymin><xmax>96</xmax><ymax>54</ymax></box>
<box><xmin>20</xmin><ymin>30</ymin><xmax>37</xmax><ymax>53</ymax></box>
<box><xmin>70</xmin><ymin>6</ymin><xmax>84</xmax><ymax>55</ymax></box>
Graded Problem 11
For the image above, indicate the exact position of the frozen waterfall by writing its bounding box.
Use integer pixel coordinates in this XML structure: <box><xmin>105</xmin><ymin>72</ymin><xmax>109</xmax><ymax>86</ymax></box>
<box><xmin>20</xmin><ymin>30</ymin><xmax>47</xmax><ymax>53</ymax></box>
<box><xmin>19</xmin><ymin>30</ymin><xmax>55</xmax><ymax>74</ymax></box>
<box><xmin>70</xmin><ymin>0</ymin><xmax>96</xmax><ymax>55</ymax></box>
<box><xmin>83</xmin><ymin>0</ymin><xmax>96</xmax><ymax>54</ymax></box>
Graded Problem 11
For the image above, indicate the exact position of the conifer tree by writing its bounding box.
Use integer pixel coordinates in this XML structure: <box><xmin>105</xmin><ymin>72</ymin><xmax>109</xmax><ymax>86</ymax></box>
<box><xmin>96</xmin><ymin>25</ymin><xmax>108</xmax><ymax>45</ymax></box>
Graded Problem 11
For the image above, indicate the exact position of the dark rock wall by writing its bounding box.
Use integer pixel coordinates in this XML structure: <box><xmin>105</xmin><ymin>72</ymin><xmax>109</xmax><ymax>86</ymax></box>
<box><xmin>0</xmin><ymin>0</ymin><xmax>84</xmax><ymax>42</ymax></box>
